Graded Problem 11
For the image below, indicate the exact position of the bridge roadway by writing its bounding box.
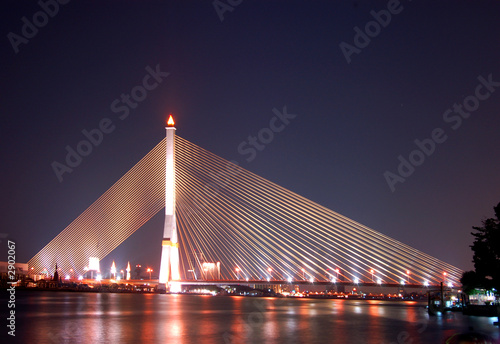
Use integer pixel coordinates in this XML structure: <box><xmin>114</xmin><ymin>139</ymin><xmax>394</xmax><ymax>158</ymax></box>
<box><xmin>114</xmin><ymin>279</ymin><xmax>439</xmax><ymax>289</ymax></box>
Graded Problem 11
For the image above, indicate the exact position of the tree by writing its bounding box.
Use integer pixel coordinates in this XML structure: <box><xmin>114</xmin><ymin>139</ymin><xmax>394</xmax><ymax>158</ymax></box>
<box><xmin>460</xmin><ymin>270</ymin><xmax>481</xmax><ymax>294</ymax></box>
<box><xmin>462</xmin><ymin>202</ymin><xmax>500</xmax><ymax>292</ymax></box>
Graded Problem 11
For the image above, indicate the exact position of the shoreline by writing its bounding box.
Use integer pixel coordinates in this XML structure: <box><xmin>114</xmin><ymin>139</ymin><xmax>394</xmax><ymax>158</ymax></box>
<box><xmin>5</xmin><ymin>285</ymin><xmax>429</xmax><ymax>302</ymax></box>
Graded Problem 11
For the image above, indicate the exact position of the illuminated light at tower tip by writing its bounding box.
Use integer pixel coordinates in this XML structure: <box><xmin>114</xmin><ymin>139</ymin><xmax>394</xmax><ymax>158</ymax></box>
<box><xmin>167</xmin><ymin>114</ymin><xmax>175</xmax><ymax>127</ymax></box>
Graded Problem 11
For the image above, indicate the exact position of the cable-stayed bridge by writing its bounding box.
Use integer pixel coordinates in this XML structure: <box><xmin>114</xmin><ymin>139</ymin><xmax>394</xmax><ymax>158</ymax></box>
<box><xmin>28</xmin><ymin>134</ymin><xmax>463</xmax><ymax>288</ymax></box>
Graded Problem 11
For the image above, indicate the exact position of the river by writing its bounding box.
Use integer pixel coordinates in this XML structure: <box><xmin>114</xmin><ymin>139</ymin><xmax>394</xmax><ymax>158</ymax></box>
<box><xmin>3</xmin><ymin>291</ymin><xmax>499</xmax><ymax>343</ymax></box>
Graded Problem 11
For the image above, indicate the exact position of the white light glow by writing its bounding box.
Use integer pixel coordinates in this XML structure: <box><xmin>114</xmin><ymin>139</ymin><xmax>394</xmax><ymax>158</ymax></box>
<box><xmin>89</xmin><ymin>257</ymin><xmax>100</xmax><ymax>272</ymax></box>
<box><xmin>170</xmin><ymin>282</ymin><xmax>182</xmax><ymax>293</ymax></box>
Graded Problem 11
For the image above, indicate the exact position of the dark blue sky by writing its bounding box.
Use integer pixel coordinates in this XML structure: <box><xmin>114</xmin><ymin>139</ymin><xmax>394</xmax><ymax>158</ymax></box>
<box><xmin>2</xmin><ymin>0</ymin><xmax>499</xmax><ymax>273</ymax></box>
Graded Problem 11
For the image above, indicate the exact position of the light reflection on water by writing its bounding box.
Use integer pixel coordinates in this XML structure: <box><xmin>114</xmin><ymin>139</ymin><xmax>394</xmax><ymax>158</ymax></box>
<box><xmin>9</xmin><ymin>291</ymin><xmax>500</xmax><ymax>344</ymax></box>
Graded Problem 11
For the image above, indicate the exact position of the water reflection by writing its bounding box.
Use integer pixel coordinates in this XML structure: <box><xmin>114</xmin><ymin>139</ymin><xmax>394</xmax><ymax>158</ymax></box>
<box><xmin>11</xmin><ymin>291</ymin><xmax>499</xmax><ymax>344</ymax></box>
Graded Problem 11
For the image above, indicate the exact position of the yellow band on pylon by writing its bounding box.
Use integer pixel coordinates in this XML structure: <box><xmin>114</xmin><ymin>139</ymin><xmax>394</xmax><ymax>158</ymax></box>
<box><xmin>162</xmin><ymin>240</ymin><xmax>178</xmax><ymax>248</ymax></box>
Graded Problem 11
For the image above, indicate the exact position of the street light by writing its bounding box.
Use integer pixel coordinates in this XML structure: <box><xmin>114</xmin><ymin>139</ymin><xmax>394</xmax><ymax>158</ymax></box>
<box><xmin>406</xmin><ymin>270</ymin><xmax>410</xmax><ymax>283</ymax></box>
<box><xmin>120</xmin><ymin>270</ymin><xmax>124</xmax><ymax>279</ymax></box>
<box><xmin>370</xmin><ymin>269</ymin><xmax>374</xmax><ymax>282</ymax></box>
<box><xmin>235</xmin><ymin>267</ymin><xmax>240</xmax><ymax>280</ymax></box>
<box><xmin>268</xmin><ymin>267</ymin><xmax>272</xmax><ymax>280</ymax></box>
<box><xmin>302</xmin><ymin>268</ymin><xmax>306</xmax><ymax>280</ymax></box>
<box><xmin>147</xmin><ymin>268</ymin><xmax>152</xmax><ymax>280</ymax></box>
<box><xmin>335</xmin><ymin>268</ymin><xmax>340</xmax><ymax>281</ymax></box>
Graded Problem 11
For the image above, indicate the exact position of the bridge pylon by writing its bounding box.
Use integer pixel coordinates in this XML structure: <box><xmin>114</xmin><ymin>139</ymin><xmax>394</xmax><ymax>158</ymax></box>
<box><xmin>159</xmin><ymin>114</ymin><xmax>181</xmax><ymax>288</ymax></box>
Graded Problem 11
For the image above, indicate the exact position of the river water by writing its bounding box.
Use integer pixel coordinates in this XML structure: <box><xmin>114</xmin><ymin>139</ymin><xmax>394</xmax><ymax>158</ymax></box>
<box><xmin>3</xmin><ymin>291</ymin><xmax>499</xmax><ymax>343</ymax></box>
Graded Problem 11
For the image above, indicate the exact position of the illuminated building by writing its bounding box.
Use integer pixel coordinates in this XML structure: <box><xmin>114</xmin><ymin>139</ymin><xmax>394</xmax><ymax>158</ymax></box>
<box><xmin>110</xmin><ymin>260</ymin><xmax>116</xmax><ymax>279</ymax></box>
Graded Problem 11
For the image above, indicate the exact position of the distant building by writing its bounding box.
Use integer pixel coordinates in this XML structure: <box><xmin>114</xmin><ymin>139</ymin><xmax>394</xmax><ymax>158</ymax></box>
<box><xmin>0</xmin><ymin>261</ymin><xmax>29</xmax><ymax>280</ymax></box>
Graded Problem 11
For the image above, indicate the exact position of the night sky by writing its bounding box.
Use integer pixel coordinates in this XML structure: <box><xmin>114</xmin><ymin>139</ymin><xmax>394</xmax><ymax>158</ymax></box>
<box><xmin>2</xmin><ymin>0</ymin><xmax>499</xmax><ymax>275</ymax></box>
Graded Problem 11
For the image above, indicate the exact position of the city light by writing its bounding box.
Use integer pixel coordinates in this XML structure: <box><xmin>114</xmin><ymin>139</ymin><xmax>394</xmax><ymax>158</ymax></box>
<box><xmin>377</xmin><ymin>278</ymin><xmax>382</xmax><ymax>284</ymax></box>
<box><xmin>424</xmin><ymin>280</ymin><xmax>429</xmax><ymax>287</ymax></box>
<box><xmin>354</xmin><ymin>277</ymin><xmax>359</xmax><ymax>284</ymax></box>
